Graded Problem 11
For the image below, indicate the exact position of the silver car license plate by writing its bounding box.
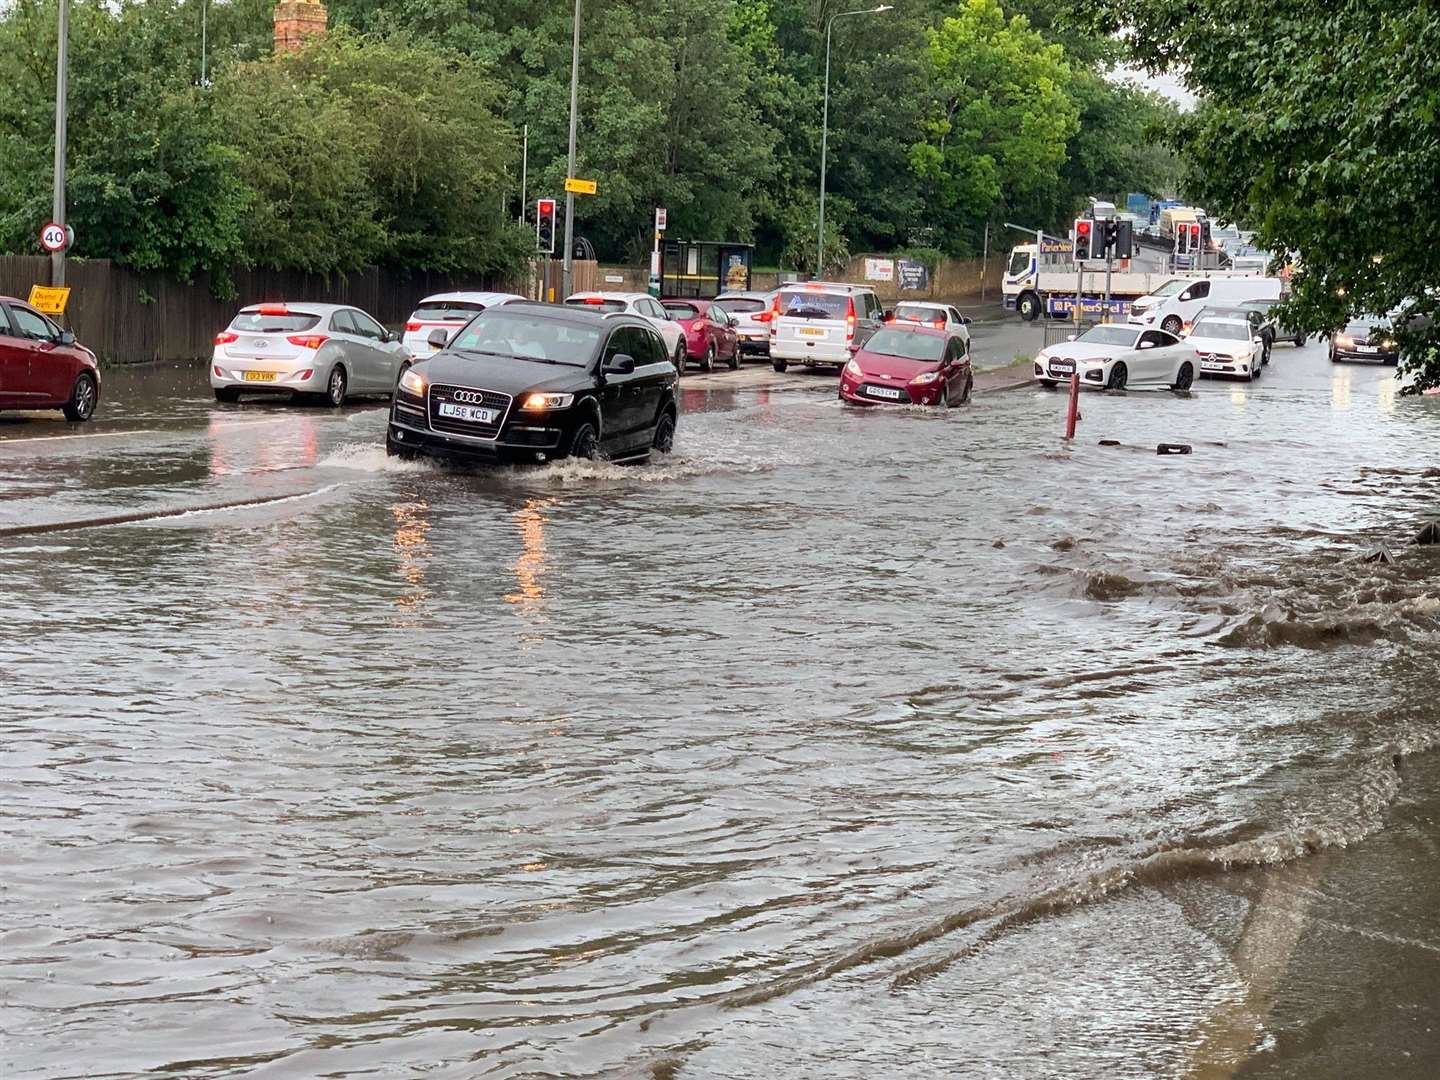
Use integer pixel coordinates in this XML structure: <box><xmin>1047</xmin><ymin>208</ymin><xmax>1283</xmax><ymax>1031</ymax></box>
<box><xmin>439</xmin><ymin>403</ymin><xmax>496</xmax><ymax>424</ymax></box>
<box><xmin>867</xmin><ymin>386</ymin><xmax>904</xmax><ymax>400</ymax></box>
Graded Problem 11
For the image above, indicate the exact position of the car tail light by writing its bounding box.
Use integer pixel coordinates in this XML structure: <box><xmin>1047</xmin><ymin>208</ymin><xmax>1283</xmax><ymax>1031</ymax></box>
<box><xmin>846</xmin><ymin>297</ymin><xmax>856</xmax><ymax>341</ymax></box>
<box><xmin>581</xmin><ymin>297</ymin><xmax>606</xmax><ymax>305</ymax></box>
<box><xmin>405</xmin><ymin>321</ymin><xmax>421</xmax><ymax>332</ymax></box>
<box><xmin>932</xmin><ymin>318</ymin><xmax>945</xmax><ymax>328</ymax></box>
<box><xmin>297</xmin><ymin>369</ymin><xmax>313</xmax><ymax>380</ymax></box>
<box><xmin>256</xmin><ymin>304</ymin><xmax>289</xmax><ymax>316</ymax></box>
<box><xmin>287</xmin><ymin>334</ymin><xmax>329</xmax><ymax>349</ymax></box>
<box><xmin>213</xmin><ymin>365</ymin><xmax>224</xmax><ymax>377</ymax></box>
<box><xmin>214</xmin><ymin>331</ymin><xmax>238</xmax><ymax>345</ymax></box>
<box><xmin>754</xmin><ymin>310</ymin><xmax>772</xmax><ymax>323</ymax></box>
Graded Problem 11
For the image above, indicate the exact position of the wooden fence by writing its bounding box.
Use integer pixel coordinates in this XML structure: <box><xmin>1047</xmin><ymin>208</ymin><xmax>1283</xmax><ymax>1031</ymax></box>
<box><xmin>0</xmin><ymin>256</ymin><xmax>526</xmax><ymax>364</ymax></box>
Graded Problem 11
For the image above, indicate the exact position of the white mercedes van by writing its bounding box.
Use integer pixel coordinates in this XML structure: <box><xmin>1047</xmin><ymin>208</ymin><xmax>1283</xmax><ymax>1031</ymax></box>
<box><xmin>1130</xmin><ymin>277</ymin><xmax>1283</xmax><ymax>335</ymax></box>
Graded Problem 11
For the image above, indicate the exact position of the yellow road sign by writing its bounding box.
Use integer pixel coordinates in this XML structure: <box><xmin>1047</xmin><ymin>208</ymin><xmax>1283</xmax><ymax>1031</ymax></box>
<box><xmin>564</xmin><ymin>177</ymin><xmax>598</xmax><ymax>195</ymax></box>
<box><xmin>28</xmin><ymin>285</ymin><xmax>71</xmax><ymax>315</ymax></box>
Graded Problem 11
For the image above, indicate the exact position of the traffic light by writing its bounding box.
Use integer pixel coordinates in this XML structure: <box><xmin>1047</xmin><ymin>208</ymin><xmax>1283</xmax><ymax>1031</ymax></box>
<box><xmin>1114</xmin><ymin>219</ymin><xmax>1134</xmax><ymax>259</ymax></box>
<box><xmin>1101</xmin><ymin>220</ymin><xmax>1118</xmax><ymax>258</ymax></box>
<box><xmin>1188</xmin><ymin>222</ymin><xmax>1202</xmax><ymax>255</ymax></box>
<box><xmin>1175</xmin><ymin>226</ymin><xmax>1189</xmax><ymax>255</ymax></box>
<box><xmin>1200</xmin><ymin>219</ymin><xmax>1212</xmax><ymax>251</ymax></box>
<box><xmin>536</xmin><ymin>198</ymin><xmax>557</xmax><ymax>254</ymax></box>
<box><xmin>1073</xmin><ymin>218</ymin><xmax>1094</xmax><ymax>260</ymax></box>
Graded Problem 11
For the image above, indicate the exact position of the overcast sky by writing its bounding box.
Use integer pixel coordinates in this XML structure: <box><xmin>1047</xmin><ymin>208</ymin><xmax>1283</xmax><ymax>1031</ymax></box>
<box><xmin>1112</xmin><ymin>64</ymin><xmax>1198</xmax><ymax>110</ymax></box>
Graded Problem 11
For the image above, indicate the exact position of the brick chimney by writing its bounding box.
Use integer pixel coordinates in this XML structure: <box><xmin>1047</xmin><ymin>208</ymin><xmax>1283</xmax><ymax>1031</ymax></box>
<box><xmin>273</xmin><ymin>0</ymin><xmax>328</xmax><ymax>52</ymax></box>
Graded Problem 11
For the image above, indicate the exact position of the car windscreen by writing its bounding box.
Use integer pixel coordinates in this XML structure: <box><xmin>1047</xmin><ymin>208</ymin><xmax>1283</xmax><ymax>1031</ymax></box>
<box><xmin>1153</xmin><ymin>280</ymin><xmax>1190</xmax><ymax>298</ymax></box>
<box><xmin>662</xmin><ymin>302</ymin><xmax>703</xmax><ymax>320</ymax></box>
<box><xmin>1192</xmin><ymin>321</ymin><xmax>1250</xmax><ymax>341</ymax></box>
<box><xmin>1344</xmin><ymin>320</ymin><xmax>1386</xmax><ymax>335</ymax></box>
<box><xmin>564</xmin><ymin>298</ymin><xmax>627</xmax><ymax>314</ymax></box>
<box><xmin>893</xmin><ymin>304</ymin><xmax>945</xmax><ymax>323</ymax></box>
<box><xmin>230</xmin><ymin>310</ymin><xmax>321</xmax><ymax>333</ymax></box>
<box><xmin>778</xmin><ymin>290</ymin><xmax>850</xmax><ymax>319</ymax></box>
<box><xmin>1008</xmin><ymin>250</ymin><xmax>1031</xmax><ymax>275</ymax></box>
<box><xmin>412</xmin><ymin>301</ymin><xmax>486</xmax><ymax>321</ymax></box>
<box><xmin>449</xmin><ymin>311</ymin><xmax>600</xmax><ymax>366</ymax></box>
<box><xmin>714</xmin><ymin>298</ymin><xmax>765</xmax><ymax>314</ymax></box>
<box><xmin>1076</xmin><ymin>326</ymin><xmax>1140</xmax><ymax>347</ymax></box>
<box><xmin>863</xmin><ymin>330</ymin><xmax>945</xmax><ymax>362</ymax></box>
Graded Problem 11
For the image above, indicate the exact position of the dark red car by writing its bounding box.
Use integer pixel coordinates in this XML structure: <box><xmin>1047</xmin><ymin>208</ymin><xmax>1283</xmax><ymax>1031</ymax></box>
<box><xmin>838</xmin><ymin>324</ymin><xmax>973</xmax><ymax>407</ymax></box>
<box><xmin>661</xmin><ymin>298</ymin><xmax>739</xmax><ymax>372</ymax></box>
<box><xmin>0</xmin><ymin>296</ymin><xmax>100</xmax><ymax>421</ymax></box>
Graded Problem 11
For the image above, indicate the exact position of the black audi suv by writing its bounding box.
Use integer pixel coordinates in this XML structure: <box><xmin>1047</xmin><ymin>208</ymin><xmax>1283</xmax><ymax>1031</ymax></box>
<box><xmin>387</xmin><ymin>303</ymin><xmax>680</xmax><ymax>464</ymax></box>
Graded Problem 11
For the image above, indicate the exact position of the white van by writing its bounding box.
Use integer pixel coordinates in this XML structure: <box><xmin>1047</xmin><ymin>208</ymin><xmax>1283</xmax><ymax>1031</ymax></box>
<box><xmin>1130</xmin><ymin>276</ymin><xmax>1283</xmax><ymax>335</ymax></box>
<box><xmin>769</xmin><ymin>282</ymin><xmax>884</xmax><ymax>372</ymax></box>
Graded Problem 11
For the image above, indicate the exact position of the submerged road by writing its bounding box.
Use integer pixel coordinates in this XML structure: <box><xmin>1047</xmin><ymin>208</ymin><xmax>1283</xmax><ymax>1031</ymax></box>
<box><xmin>3</xmin><ymin>338</ymin><xmax>1440</xmax><ymax>1078</ymax></box>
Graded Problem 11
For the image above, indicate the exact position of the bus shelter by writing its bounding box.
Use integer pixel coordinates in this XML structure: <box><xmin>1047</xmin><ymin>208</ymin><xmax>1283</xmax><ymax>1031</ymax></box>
<box><xmin>659</xmin><ymin>241</ymin><xmax>754</xmax><ymax>299</ymax></box>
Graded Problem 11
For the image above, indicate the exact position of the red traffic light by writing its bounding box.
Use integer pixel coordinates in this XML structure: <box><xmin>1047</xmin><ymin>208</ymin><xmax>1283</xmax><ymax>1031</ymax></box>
<box><xmin>1076</xmin><ymin>220</ymin><xmax>1091</xmax><ymax>237</ymax></box>
<box><xmin>538</xmin><ymin>199</ymin><xmax>555</xmax><ymax>215</ymax></box>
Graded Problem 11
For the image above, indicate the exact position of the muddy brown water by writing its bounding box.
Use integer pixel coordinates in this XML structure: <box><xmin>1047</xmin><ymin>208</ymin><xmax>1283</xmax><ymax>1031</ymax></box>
<box><xmin>3</xmin><ymin>349</ymin><xmax>1439</xmax><ymax>1078</ymax></box>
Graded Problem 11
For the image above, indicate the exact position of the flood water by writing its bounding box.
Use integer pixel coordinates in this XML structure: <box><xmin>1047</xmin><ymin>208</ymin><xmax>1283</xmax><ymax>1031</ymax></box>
<box><xmin>3</xmin><ymin>345</ymin><xmax>1440</xmax><ymax>1078</ymax></box>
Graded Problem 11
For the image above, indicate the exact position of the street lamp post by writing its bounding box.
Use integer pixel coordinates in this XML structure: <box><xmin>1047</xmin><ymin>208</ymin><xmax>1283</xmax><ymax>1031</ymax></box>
<box><xmin>561</xmin><ymin>0</ymin><xmax>582</xmax><ymax>299</ymax></box>
<box><xmin>51</xmin><ymin>0</ymin><xmax>70</xmax><ymax>287</ymax></box>
<box><xmin>816</xmin><ymin>4</ymin><xmax>891</xmax><ymax>278</ymax></box>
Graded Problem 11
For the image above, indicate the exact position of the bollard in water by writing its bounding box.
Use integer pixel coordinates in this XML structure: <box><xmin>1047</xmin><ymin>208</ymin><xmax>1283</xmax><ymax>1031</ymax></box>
<box><xmin>1064</xmin><ymin>373</ymin><xmax>1081</xmax><ymax>439</ymax></box>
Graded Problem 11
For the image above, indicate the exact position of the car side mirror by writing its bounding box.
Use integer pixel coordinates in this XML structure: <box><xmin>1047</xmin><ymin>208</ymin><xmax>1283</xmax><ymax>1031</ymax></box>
<box><xmin>960</xmin><ymin>315</ymin><xmax>972</xmax><ymax>325</ymax></box>
<box><xmin>1139</xmin><ymin>341</ymin><xmax>1155</xmax><ymax>349</ymax></box>
<box><xmin>427</xmin><ymin>328</ymin><xmax>450</xmax><ymax>349</ymax></box>
<box><xmin>56</xmin><ymin>330</ymin><xmax>76</xmax><ymax>346</ymax></box>
<box><xmin>605</xmin><ymin>353</ymin><xmax>637</xmax><ymax>374</ymax></box>
<box><xmin>1179</xmin><ymin>291</ymin><xmax>1193</xmax><ymax>302</ymax></box>
<box><xmin>1065</xmin><ymin>333</ymin><xmax>1076</xmax><ymax>342</ymax></box>
<box><xmin>949</xmin><ymin>357</ymin><xmax>965</xmax><ymax>368</ymax></box>
<box><xmin>728</xmin><ymin>317</ymin><xmax>738</xmax><ymax>328</ymax></box>
<box><xmin>883</xmin><ymin>309</ymin><xmax>894</xmax><ymax>320</ymax></box>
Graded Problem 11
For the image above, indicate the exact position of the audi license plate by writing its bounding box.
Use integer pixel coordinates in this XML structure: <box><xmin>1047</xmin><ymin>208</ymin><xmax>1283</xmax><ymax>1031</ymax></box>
<box><xmin>1357</xmin><ymin>345</ymin><xmax>1379</xmax><ymax>354</ymax></box>
<box><xmin>1049</xmin><ymin>360</ymin><xmax>1075</xmax><ymax>376</ymax></box>
<box><xmin>798</xmin><ymin>327</ymin><xmax>828</xmax><ymax>338</ymax></box>
<box><xmin>242</xmin><ymin>371</ymin><xmax>277</xmax><ymax>382</ymax></box>
<box><xmin>439</xmin><ymin>403</ymin><xmax>496</xmax><ymax>424</ymax></box>
<box><xmin>867</xmin><ymin>386</ymin><xmax>904</xmax><ymax>400</ymax></box>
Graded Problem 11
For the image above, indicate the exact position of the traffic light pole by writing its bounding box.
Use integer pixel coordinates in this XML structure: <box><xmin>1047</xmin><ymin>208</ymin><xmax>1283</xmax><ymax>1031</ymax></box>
<box><xmin>1074</xmin><ymin>258</ymin><xmax>1084</xmax><ymax>329</ymax></box>
<box><xmin>51</xmin><ymin>0</ymin><xmax>69</xmax><ymax>288</ymax></box>
<box><xmin>560</xmin><ymin>0</ymin><xmax>581</xmax><ymax>300</ymax></box>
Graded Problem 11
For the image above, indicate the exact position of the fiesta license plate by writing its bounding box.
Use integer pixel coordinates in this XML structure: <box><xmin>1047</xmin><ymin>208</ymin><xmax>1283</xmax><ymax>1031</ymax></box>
<box><xmin>1049</xmin><ymin>360</ymin><xmax>1075</xmax><ymax>376</ymax></box>
<box><xmin>439</xmin><ymin>403</ymin><xmax>496</xmax><ymax>424</ymax></box>
<box><xmin>798</xmin><ymin>327</ymin><xmax>828</xmax><ymax>338</ymax></box>
<box><xmin>242</xmin><ymin>371</ymin><xmax>277</xmax><ymax>382</ymax></box>
<box><xmin>867</xmin><ymin>386</ymin><xmax>904</xmax><ymax>400</ymax></box>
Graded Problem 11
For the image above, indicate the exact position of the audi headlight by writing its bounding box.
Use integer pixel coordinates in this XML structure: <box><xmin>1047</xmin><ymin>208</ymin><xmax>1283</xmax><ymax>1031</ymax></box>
<box><xmin>909</xmin><ymin>370</ymin><xmax>943</xmax><ymax>385</ymax></box>
<box><xmin>844</xmin><ymin>359</ymin><xmax>864</xmax><ymax>378</ymax></box>
<box><xmin>1335</xmin><ymin>335</ymin><xmax>1354</xmax><ymax>348</ymax></box>
<box><xmin>399</xmin><ymin>368</ymin><xmax>427</xmax><ymax>396</ymax></box>
<box><xmin>522</xmin><ymin>392</ymin><xmax>575</xmax><ymax>411</ymax></box>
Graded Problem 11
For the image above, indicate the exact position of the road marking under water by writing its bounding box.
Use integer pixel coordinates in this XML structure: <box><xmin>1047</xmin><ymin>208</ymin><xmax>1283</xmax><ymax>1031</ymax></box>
<box><xmin>0</xmin><ymin>428</ymin><xmax>160</xmax><ymax>444</ymax></box>
<box><xmin>0</xmin><ymin>484</ymin><xmax>342</xmax><ymax>538</ymax></box>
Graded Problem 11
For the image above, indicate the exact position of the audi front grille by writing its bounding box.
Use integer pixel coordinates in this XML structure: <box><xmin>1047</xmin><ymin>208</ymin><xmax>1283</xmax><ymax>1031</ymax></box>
<box><xmin>428</xmin><ymin>384</ymin><xmax>513</xmax><ymax>441</ymax></box>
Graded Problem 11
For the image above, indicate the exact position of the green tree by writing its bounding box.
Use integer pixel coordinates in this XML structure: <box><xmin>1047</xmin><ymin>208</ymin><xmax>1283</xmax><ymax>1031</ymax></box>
<box><xmin>1080</xmin><ymin>0</ymin><xmax>1440</xmax><ymax>385</ymax></box>
<box><xmin>0</xmin><ymin>0</ymin><xmax>252</xmax><ymax>281</ymax></box>
<box><xmin>908</xmin><ymin>0</ymin><xmax>1079</xmax><ymax>253</ymax></box>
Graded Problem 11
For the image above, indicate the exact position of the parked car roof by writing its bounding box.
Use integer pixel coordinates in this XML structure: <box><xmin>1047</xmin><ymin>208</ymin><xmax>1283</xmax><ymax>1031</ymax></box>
<box><xmin>414</xmin><ymin>291</ymin><xmax>525</xmax><ymax>306</ymax></box>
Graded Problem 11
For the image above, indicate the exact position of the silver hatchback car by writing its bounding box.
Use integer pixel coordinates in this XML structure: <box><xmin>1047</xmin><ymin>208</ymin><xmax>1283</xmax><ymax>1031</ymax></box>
<box><xmin>211</xmin><ymin>303</ymin><xmax>412</xmax><ymax>405</ymax></box>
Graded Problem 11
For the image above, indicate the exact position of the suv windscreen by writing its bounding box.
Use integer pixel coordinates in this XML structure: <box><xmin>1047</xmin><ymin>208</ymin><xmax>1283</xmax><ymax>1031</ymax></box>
<box><xmin>412</xmin><ymin>301</ymin><xmax>485</xmax><ymax>322</ymax></box>
<box><xmin>231</xmin><ymin>310</ymin><xmax>321</xmax><ymax>333</ymax></box>
<box><xmin>864</xmin><ymin>329</ymin><xmax>945</xmax><ymax>361</ymax></box>
<box><xmin>450</xmin><ymin>312</ymin><xmax>600</xmax><ymax>366</ymax></box>
<box><xmin>778</xmin><ymin>291</ymin><xmax>849</xmax><ymax>319</ymax></box>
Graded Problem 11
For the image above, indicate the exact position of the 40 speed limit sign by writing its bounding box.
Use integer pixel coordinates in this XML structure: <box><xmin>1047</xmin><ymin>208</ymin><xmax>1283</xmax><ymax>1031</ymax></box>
<box><xmin>40</xmin><ymin>222</ymin><xmax>69</xmax><ymax>252</ymax></box>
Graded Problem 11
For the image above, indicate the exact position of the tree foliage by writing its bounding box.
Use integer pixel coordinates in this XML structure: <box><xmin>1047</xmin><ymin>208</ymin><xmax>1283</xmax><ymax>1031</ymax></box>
<box><xmin>0</xmin><ymin>0</ymin><xmax>1185</xmax><ymax>280</ymax></box>
<box><xmin>1080</xmin><ymin>0</ymin><xmax>1440</xmax><ymax>385</ymax></box>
